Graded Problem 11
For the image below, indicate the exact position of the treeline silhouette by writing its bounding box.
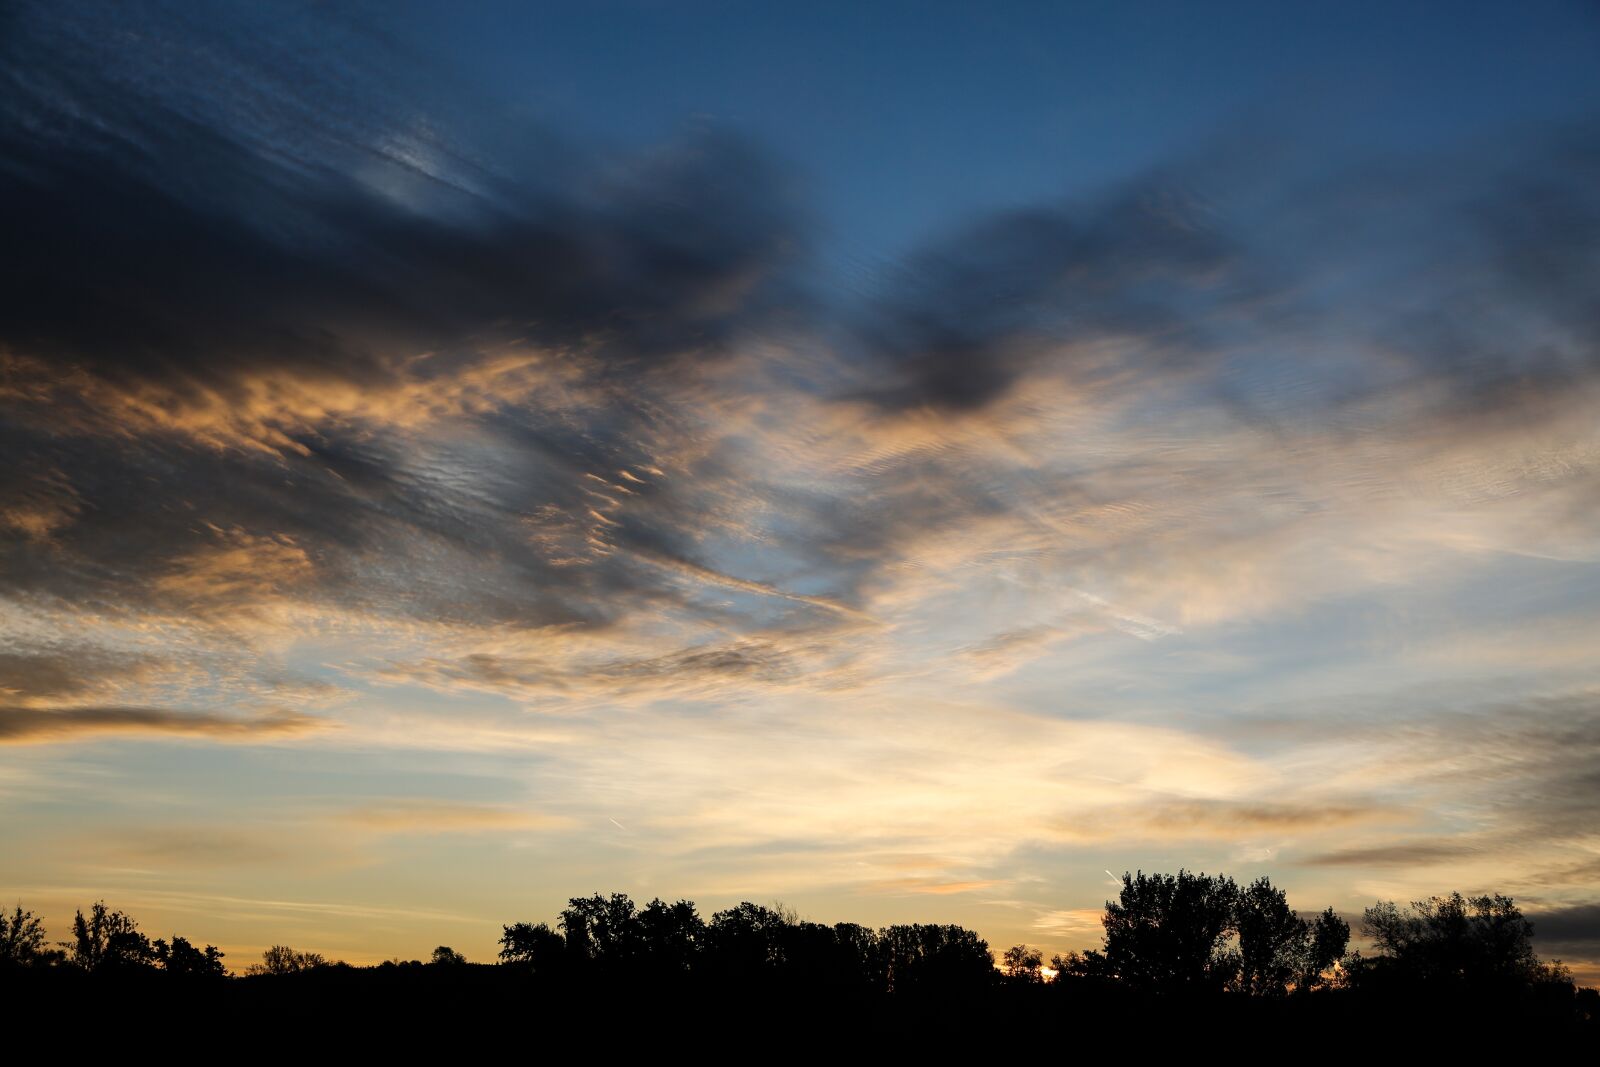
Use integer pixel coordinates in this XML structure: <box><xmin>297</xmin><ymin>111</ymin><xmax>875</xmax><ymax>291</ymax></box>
<box><xmin>3</xmin><ymin>871</ymin><xmax>1594</xmax><ymax>1046</ymax></box>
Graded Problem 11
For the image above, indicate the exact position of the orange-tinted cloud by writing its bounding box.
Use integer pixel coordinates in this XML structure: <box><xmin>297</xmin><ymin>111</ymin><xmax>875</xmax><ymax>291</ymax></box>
<box><xmin>0</xmin><ymin>705</ymin><xmax>322</xmax><ymax>744</ymax></box>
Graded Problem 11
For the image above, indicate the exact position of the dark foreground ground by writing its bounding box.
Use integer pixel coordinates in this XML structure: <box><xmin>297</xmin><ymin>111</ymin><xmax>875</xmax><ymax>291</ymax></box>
<box><xmin>7</xmin><ymin>965</ymin><xmax>1596</xmax><ymax>1054</ymax></box>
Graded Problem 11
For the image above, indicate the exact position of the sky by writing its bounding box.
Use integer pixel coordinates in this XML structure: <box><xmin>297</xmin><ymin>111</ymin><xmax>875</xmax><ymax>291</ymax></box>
<box><xmin>2</xmin><ymin>0</ymin><xmax>1600</xmax><ymax>978</ymax></box>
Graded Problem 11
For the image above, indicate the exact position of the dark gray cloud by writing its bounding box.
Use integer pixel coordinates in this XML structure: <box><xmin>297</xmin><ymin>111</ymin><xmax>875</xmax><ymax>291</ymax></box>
<box><xmin>1405</xmin><ymin>694</ymin><xmax>1600</xmax><ymax>843</ymax></box>
<box><xmin>0</xmin><ymin>0</ymin><xmax>813</xmax><ymax>638</ymax></box>
<box><xmin>0</xmin><ymin>2</ymin><xmax>803</xmax><ymax>390</ymax></box>
<box><xmin>1342</xmin><ymin>126</ymin><xmax>1600</xmax><ymax>424</ymax></box>
<box><xmin>846</xmin><ymin>183</ymin><xmax>1241</xmax><ymax>413</ymax></box>
<box><xmin>1248</xmin><ymin>691</ymin><xmax>1600</xmax><ymax>884</ymax></box>
<box><xmin>0</xmin><ymin>645</ymin><xmax>179</xmax><ymax>705</ymax></box>
<box><xmin>4</xmin><ymin>0</ymin><xmax>1600</xmax><ymax>729</ymax></box>
<box><xmin>1528</xmin><ymin>902</ymin><xmax>1600</xmax><ymax>951</ymax></box>
<box><xmin>0</xmin><ymin>651</ymin><xmax>100</xmax><ymax>701</ymax></box>
<box><xmin>837</xmin><ymin>115</ymin><xmax>1600</xmax><ymax>436</ymax></box>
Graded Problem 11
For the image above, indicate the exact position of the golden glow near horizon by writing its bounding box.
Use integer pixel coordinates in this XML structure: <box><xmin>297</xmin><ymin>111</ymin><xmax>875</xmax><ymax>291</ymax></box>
<box><xmin>3</xmin><ymin>0</ymin><xmax>1600</xmax><ymax>983</ymax></box>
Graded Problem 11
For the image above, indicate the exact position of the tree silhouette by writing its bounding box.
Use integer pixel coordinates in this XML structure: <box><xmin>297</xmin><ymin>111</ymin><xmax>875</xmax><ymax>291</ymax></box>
<box><xmin>1230</xmin><ymin>877</ymin><xmax>1349</xmax><ymax>995</ymax></box>
<box><xmin>1233</xmin><ymin>876</ymin><xmax>1305</xmax><ymax>994</ymax></box>
<box><xmin>780</xmin><ymin>920</ymin><xmax>853</xmax><ymax>992</ymax></box>
<box><xmin>154</xmin><ymin>935</ymin><xmax>228</xmax><ymax>978</ymax></box>
<box><xmin>67</xmin><ymin>902</ymin><xmax>155</xmax><ymax>972</ymax></box>
<box><xmin>1101</xmin><ymin>871</ymin><xmax>1239</xmax><ymax>995</ymax></box>
<box><xmin>498</xmin><ymin>921</ymin><xmax>565</xmax><ymax>974</ymax></box>
<box><xmin>1302</xmin><ymin>907</ymin><xmax>1350</xmax><ymax>992</ymax></box>
<box><xmin>1049</xmin><ymin>948</ymin><xmax>1114</xmax><ymax>985</ymax></box>
<box><xmin>430</xmin><ymin>945</ymin><xmax>467</xmax><ymax>966</ymax></box>
<box><xmin>0</xmin><ymin>875</ymin><xmax>1590</xmax><ymax>1041</ymax></box>
<box><xmin>831</xmin><ymin>922</ymin><xmax>887</xmax><ymax>992</ymax></box>
<box><xmin>560</xmin><ymin>893</ymin><xmax>639</xmax><ymax>973</ymax></box>
<box><xmin>636</xmin><ymin>898</ymin><xmax>704</xmax><ymax>977</ymax></box>
<box><xmin>879</xmin><ymin>923</ymin><xmax>994</xmax><ymax>994</ymax></box>
<box><xmin>1355</xmin><ymin>892</ymin><xmax>1562</xmax><ymax>992</ymax></box>
<box><xmin>1002</xmin><ymin>943</ymin><xmax>1043</xmax><ymax>983</ymax></box>
<box><xmin>707</xmin><ymin>902</ymin><xmax>791</xmax><ymax>981</ymax></box>
<box><xmin>245</xmin><ymin>945</ymin><xmax>328</xmax><ymax>976</ymax></box>
<box><xmin>1</xmin><ymin>905</ymin><xmax>54</xmax><ymax>968</ymax></box>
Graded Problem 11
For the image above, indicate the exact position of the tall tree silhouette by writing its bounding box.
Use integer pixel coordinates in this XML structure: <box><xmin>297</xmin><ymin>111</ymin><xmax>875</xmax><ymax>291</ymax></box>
<box><xmin>1302</xmin><ymin>908</ymin><xmax>1351</xmax><ymax>992</ymax></box>
<box><xmin>1232</xmin><ymin>877</ymin><xmax>1348</xmax><ymax>995</ymax></box>
<box><xmin>1233</xmin><ymin>877</ymin><xmax>1304</xmax><ymax>994</ymax></box>
<box><xmin>636</xmin><ymin>898</ymin><xmax>704</xmax><ymax>977</ymax></box>
<box><xmin>832</xmin><ymin>922</ymin><xmax>887</xmax><ymax>993</ymax></box>
<box><xmin>707</xmin><ymin>902</ymin><xmax>791</xmax><ymax>982</ymax></box>
<box><xmin>67</xmin><ymin>902</ymin><xmax>155</xmax><ymax>972</ymax></box>
<box><xmin>560</xmin><ymin>893</ymin><xmax>640</xmax><ymax>973</ymax></box>
<box><xmin>879</xmin><ymin>924</ymin><xmax>994</xmax><ymax>994</ymax></box>
<box><xmin>1101</xmin><ymin>871</ymin><xmax>1239</xmax><ymax>995</ymax></box>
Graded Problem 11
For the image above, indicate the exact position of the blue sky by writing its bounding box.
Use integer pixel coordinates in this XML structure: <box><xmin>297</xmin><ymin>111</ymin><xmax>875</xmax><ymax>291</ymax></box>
<box><xmin>400</xmin><ymin>1</ymin><xmax>1600</xmax><ymax>254</ymax></box>
<box><xmin>2</xmin><ymin>0</ymin><xmax>1600</xmax><ymax>976</ymax></box>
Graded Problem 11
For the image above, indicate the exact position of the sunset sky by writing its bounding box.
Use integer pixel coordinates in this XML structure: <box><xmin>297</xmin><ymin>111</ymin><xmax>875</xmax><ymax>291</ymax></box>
<box><xmin>3</xmin><ymin>0</ymin><xmax>1600</xmax><ymax>979</ymax></box>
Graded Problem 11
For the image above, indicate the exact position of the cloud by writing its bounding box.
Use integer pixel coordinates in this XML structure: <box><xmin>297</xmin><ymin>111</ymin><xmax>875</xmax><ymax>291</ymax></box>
<box><xmin>1224</xmin><ymin>689</ymin><xmax>1600</xmax><ymax>902</ymax></box>
<box><xmin>1529</xmin><ymin>902</ymin><xmax>1600</xmax><ymax>949</ymax></box>
<box><xmin>844</xmin><ymin>182</ymin><xmax>1239</xmax><ymax>414</ymax></box>
<box><xmin>0</xmin><ymin>0</ymin><xmax>821</xmax><ymax>649</ymax></box>
<box><xmin>1299</xmin><ymin>691</ymin><xmax>1600</xmax><ymax>844</ymax></box>
<box><xmin>341</xmin><ymin>801</ymin><xmax>569</xmax><ymax>835</ymax></box>
<box><xmin>630</xmin><ymin>550</ymin><xmax>869</xmax><ymax>620</ymax></box>
<box><xmin>3</xmin><ymin>0</ymin><xmax>1600</xmax><ymax>977</ymax></box>
<box><xmin>0</xmin><ymin>649</ymin><xmax>122</xmax><ymax>703</ymax></box>
<box><xmin>5</xmin><ymin>0</ymin><xmax>1599</xmax><ymax>708</ymax></box>
<box><xmin>1032</xmin><ymin>908</ymin><xmax>1106</xmax><ymax>939</ymax></box>
<box><xmin>0</xmin><ymin>705</ymin><xmax>322</xmax><ymax>744</ymax></box>
<box><xmin>867</xmin><ymin>878</ymin><xmax>1004</xmax><ymax>895</ymax></box>
<box><xmin>1300</xmin><ymin>842</ymin><xmax>1482</xmax><ymax>867</ymax></box>
<box><xmin>94</xmin><ymin>827</ymin><xmax>297</xmax><ymax>868</ymax></box>
<box><xmin>379</xmin><ymin>640</ymin><xmax>800</xmax><ymax>699</ymax></box>
<box><xmin>1116</xmin><ymin>800</ymin><xmax>1388</xmax><ymax>837</ymax></box>
<box><xmin>0</xmin><ymin>6</ymin><xmax>802</xmax><ymax>401</ymax></box>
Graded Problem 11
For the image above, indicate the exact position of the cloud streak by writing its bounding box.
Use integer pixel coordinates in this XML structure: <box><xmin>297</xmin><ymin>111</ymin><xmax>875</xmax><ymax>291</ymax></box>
<box><xmin>0</xmin><ymin>705</ymin><xmax>321</xmax><ymax>744</ymax></box>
